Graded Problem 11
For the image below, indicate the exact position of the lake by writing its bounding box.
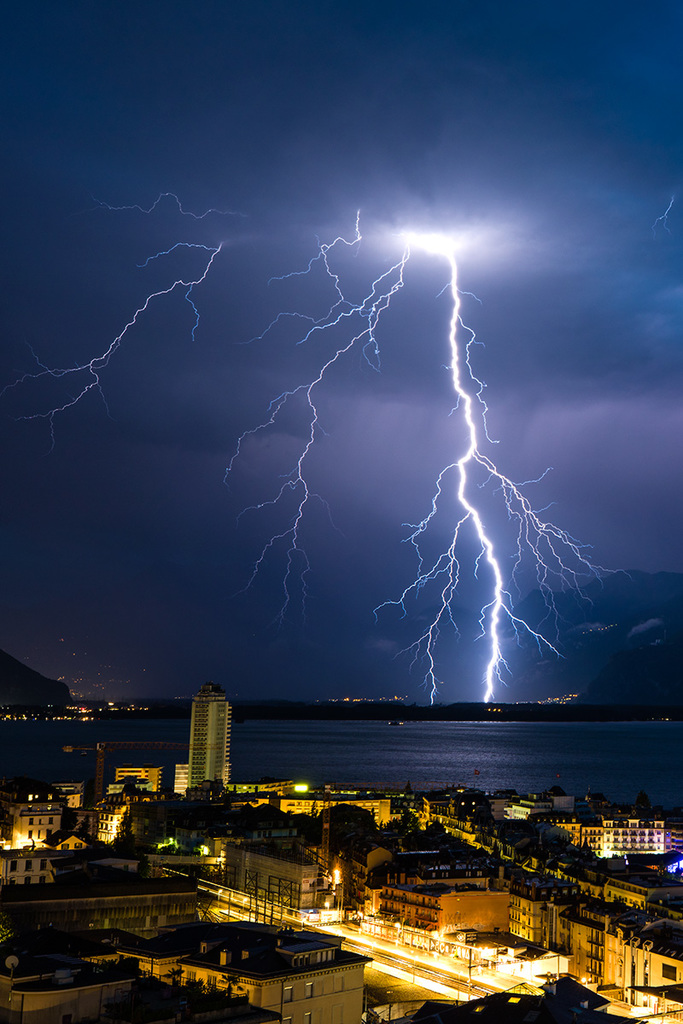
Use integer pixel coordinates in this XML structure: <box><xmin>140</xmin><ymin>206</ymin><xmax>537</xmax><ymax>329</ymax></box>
<box><xmin>0</xmin><ymin>717</ymin><xmax>679</xmax><ymax>807</ymax></box>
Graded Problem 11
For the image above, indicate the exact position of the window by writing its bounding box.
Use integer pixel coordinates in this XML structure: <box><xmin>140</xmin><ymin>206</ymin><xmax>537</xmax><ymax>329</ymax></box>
<box><xmin>27</xmin><ymin>831</ymin><xmax>32</xmax><ymax>839</ymax></box>
<box><xmin>284</xmin><ymin>986</ymin><xmax>293</xmax><ymax>1003</ymax></box>
<box><xmin>23</xmin><ymin>877</ymin><xmax>30</xmax><ymax>884</ymax></box>
<box><xmin>25</xmin><ymin>861</ymin><xmax>32</xmax><ymax>870</ymax></box>
<box><xmin>9</xmin><ymin>860</ymin><xmax>17</xmax><ymax>872</ymax></box>
<box><xmin>663</xmin><ymin>963</ymin><xmax>677</xmax><ymax>981</ymax></box>
<box><xmin>304</xmin><ymin>1014</ymin><xmax>312</xmax><ymax>1024</ymax></box>
<box><xmin>28</xmin><ymin>818</ymin><xmax>34</xmax><ymax>825</ymax></box>
<box><xmin>305</xmin><ymin>982</ymin><xmax>314</xmax><ymax>998</ymax></box>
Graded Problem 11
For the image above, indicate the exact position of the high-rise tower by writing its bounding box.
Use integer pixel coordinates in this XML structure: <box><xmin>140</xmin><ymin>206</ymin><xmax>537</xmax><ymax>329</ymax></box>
<box><xmin>187</xmin><ymin>682</ymin><xmax>231</xmax><ymax>788</ymax></box>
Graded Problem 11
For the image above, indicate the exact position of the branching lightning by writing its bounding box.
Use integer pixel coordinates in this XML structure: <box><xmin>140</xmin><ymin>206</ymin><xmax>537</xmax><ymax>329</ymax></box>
<box><xmin>1</xmin><ymin>232</ymin><xmax>222</xmax><ymax>449</ymax></box>
<box><xmin>4</xmin><ymin>203</ymin><xmax>605</xmax><ymax>703</ymax></box>
<box><xmin>652</xmin><ymin>195</ymin><xmax>675</xmax><ymax>238</ymax></box>
<box><xmin>227</xmin><ymin>222</ymin><xmax>605</xmax><ymax>702</ymax></box>
<box><xmin>90</xmin><ymin>192</ymin><xmax>245</xmax><ymax>221</ymax></box>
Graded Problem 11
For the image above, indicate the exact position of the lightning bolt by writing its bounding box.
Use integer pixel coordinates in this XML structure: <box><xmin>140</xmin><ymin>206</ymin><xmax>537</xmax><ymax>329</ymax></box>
<box><xmin>652</xmin><ymin>195</ymin><xmax>675</xmax><ymax>238</ymax></box>
<box><xmin>373</xmin><ymin>232</ymin><xmax>607</xmax><ymax>702</ymax></box>
<box><xmin>4</xmin><ymin>201</ymin><xmax>605</xmax><ymax>704</ymax></box>
<box><xmin>228</xmin><ymin>222</ymin><xmax>606</xmax><ymax>703</ymax></box>
<box><xmin>90</xmin><ymin>191</ymin><xmax>244</xmax><ymax>221</ymax></box>
<box><xmin>226</xmin><ymin>215</ymin><xmax>410</xmax><ymax>622</ymax></box>
<box><xmin>2</xmin><ymin>228</ymin><xmax>222</xmax><ymax>449</ymax></box>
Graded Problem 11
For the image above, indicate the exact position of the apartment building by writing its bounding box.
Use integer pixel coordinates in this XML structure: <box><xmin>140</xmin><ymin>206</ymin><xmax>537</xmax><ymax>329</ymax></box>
<box><xmin>188</xmin><ymin>682</ymin><xmax>232</xmax><ymax>788</ymax></box>
<box><xmin>600</xmin><ymin>817</ymin><xmax>669</xmax><ymax>856</ymax></box>
<box><xmin>0</xmin><ymin>777</ymin><xmax>63</xmax><ymax>849</ymax></box>
<box><xmin>556</xmin><ymin>899</ymin><xmax>621</xmax><ymax>986</ymax></box>
<box><xmin>508</xmin><ymin>875</ymin><xmax>579</xmax><ymax>946</ymax></box>
<box><xmin>380</xmin><ymin>880</ymin><xmax>509</xmax><ymax>936</ymax></box>
<box><xmin>181</xmin><ymin>926</ymin><xmax>370</xmax><ymax>1024</ymax></box>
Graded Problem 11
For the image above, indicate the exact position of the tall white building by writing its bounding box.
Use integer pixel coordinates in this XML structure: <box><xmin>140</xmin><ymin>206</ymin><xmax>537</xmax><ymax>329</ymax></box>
<box><xmin>187</xmin><ymin>681</ymin><xmax>231</xmax><ymax>788</ymax></box>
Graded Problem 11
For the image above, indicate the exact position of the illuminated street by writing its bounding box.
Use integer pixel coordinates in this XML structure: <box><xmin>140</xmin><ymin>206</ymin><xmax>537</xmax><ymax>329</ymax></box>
<box><xmin>199</xmin><ymin>879</ymin><xmax>515</xmax><ymax>1001</ymax></box>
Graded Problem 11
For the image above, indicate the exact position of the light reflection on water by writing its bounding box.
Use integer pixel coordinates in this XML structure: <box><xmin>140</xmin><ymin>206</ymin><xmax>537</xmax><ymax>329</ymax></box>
<box><xmin>231</xmin><ymin>719</ymin><xmax>679</xmax><ymax>807</ymax></box>
<box><xmin>0</xmin><ymin>718</ymin><xmax>675</xmax><ymax>807</ymax></box>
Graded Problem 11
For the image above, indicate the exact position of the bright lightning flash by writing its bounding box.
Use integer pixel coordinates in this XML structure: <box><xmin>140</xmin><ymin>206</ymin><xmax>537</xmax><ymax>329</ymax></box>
<box><xmin>228</xmin><ymin>222</ymin><xmax>605</xmax><ymax>703</ymax></box>
<box><xmin>378</xmin><ymin>231</ymin><xmax>604</xmax><ymax>702</ymax></box>
<box><xmin>3</xmin><ymin>203</ymin><xmax>604</xmax><ymax>705</ymax></box>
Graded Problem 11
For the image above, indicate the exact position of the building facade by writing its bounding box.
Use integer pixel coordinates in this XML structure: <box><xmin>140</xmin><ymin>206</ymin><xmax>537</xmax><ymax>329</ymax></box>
<box><xmin>1</xmin><ymin>876</ymin><xmax>197</xmax><ymax>936</ymax></box>
<box><xmin>509</xmin><ymin>875</ymin><xmax>579</xmax><ymax>946</ymax></box>
<box><xmin>0</xmin><ymin>778</ymin><xmax>63</xmax><ymax>850</ymax></box>
<box><xmin>181</xmin><ymin>927</ymin><xmax>369</xmax><ymax>1024</ymax></box>
<box><xmin>187</xmin><ymin>682</ymin><xmax>232</xmax><ymax>788</ymax></box>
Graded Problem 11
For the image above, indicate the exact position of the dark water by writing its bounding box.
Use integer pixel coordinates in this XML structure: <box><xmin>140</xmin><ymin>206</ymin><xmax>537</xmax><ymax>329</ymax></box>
<box><xmin>0</xmin><ymin>718</ymin><xmax>679</xmax><ymax>807</ymax></box>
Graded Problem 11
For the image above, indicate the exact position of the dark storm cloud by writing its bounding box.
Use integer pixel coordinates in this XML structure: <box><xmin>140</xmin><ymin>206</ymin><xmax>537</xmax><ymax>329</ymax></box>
<box><xmin>1</xmin><ymin>1</ymin><xmax>683</xmax><ymax>701</ymax></box>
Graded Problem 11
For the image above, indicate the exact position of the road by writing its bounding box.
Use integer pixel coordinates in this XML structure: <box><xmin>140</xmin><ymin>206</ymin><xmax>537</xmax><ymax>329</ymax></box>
<box><xmin>192</xmin><ymin>878</ymin><xmax>641</xmax><ymax>1019</ymax></box>
<box><xmin>197</xmin><ymin>879</ymin><xmax>505</xmax><ymax>1001</ymax></box>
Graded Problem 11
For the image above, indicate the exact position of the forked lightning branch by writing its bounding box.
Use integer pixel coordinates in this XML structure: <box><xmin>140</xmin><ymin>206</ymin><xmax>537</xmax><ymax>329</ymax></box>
<box><xmin>2</xmin><ymin>203</ymin><xmax>604</xmax><ymax>703</ymax></box>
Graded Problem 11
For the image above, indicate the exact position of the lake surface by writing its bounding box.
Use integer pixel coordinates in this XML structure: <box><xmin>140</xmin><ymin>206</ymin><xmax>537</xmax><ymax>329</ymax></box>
<box><xmin>0</xmin><ymin>718</ymin><xmax>679</xmax><ymax>807</ymax></box>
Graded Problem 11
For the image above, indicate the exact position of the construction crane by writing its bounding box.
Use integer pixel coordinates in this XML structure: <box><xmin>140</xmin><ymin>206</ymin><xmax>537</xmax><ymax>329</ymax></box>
<box><xmin>63</xmin><ymin>741</ymin><xmax>188</xmax><ymax>803</ymax></box>
<box><xmin>321</xmin><ymin>783</ymin><xmax>331</xmax><ymax>873</ymax></box>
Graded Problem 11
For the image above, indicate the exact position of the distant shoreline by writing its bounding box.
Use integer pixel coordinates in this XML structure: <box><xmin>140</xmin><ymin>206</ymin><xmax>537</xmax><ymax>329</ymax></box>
<box><xmin>9</xmin><ymin>701</ymin><xmax>683</xmax><ymax>723</ymax></box>
<box><xmin>230</xmin><ymin>702</ymin><xmax>683</xmax><ymax>723</ymax></box>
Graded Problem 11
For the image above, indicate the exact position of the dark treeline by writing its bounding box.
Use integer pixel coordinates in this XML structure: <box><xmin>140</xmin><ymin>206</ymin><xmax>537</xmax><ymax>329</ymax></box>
<box><xmin>229</xmin><ymin>702</ymin><xmax>683</xmax><ymax>723</ymax></box>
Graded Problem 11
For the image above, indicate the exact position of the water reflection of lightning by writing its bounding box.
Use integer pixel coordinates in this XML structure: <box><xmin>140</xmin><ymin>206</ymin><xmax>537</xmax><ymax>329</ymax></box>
<box><xmin>229</xmin><ymin>224</ymin><xmax>604</xmax><ymax>703</ymax></box>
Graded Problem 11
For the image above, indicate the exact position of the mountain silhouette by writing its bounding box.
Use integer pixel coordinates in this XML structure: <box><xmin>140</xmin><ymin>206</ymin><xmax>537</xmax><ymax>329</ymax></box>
<box><xmin>0</xmin><ymin>648</ymin><xmax>70</xmax><ymax>705</ymax></box>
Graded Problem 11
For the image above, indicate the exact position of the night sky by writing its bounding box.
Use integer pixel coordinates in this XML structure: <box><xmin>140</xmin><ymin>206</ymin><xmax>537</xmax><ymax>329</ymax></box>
<box><xmin>2</xmin><ymin>2</ymin><xmax>682</xmax><ymax>703</ymax></box>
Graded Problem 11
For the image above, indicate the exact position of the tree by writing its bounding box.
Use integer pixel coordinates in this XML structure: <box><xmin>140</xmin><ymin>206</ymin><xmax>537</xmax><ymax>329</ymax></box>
<box><xmin>165</xmin><ymin>966</ymin><xmax>184</xmax><ymax>990</ymax></box>
<box><xmin>83</xmin><ymin>778</ymin><xmax>95</xmax><ymax>809</ymax></box>
<box><xmin>0</xmin><ymin>908</ymin><xmax>15</xmax><ymax>944</ymax></box>
<box><xmin>137</xmin><ymin>851</ymin><xmax>150</xmax><ymax>878</ymax></box>
<box><xmin>635</xmin><ymin>790</ymin><xmax>651</xmax><ymax>809</ymax></box>
<box><xmin>61</xmin><ymin>804</ymin><xmax>78</xmax><ymax>832</ymax></box>
<box><xmin>76</xmin><ymin>813</ymin><xmax>94</xmax><ymax>842</ymax></box>
<box><xmin>112</xmin><ymin>809</ymin><xmax>136</xmax><ymax>858</ymax></box>
<box><xmin>389</xmin><ymin>809</ymin><xmax>423</xmax><ymax>850</ymax></box>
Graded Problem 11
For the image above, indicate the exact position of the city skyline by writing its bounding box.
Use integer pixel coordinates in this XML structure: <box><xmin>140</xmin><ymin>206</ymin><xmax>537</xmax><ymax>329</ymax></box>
<box><xmin>2</xmin><ymin>4</ymin><xmax>683</xmax><ymax>702</ymax></box>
